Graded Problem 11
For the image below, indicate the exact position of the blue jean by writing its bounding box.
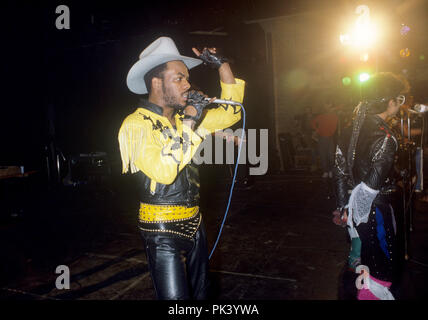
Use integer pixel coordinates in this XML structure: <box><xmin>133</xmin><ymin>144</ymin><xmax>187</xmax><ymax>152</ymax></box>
<box><xmin>318</xmin><ymin>136</ymin><xmax>335</xmax><ymax>172</ymax></box>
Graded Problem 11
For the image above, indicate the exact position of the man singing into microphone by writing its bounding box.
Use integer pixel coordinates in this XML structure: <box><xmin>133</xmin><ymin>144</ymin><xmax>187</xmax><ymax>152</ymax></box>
<box><xmin>118</xmin><ymin>37</ymin><xmax>245</xmax><ymax>299</ymax></box>
<box><xmin>333</xmin><ymin>72</ymin><xmax>409</xmax><ymax>299</ymax></box>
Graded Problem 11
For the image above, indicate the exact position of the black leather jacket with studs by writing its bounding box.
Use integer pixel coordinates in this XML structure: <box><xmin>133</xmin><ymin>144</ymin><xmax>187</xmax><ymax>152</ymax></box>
<box><xmin>333</xmin><ymin>115</ymin><xmax>398</xmax><ymax>209</ymax></box>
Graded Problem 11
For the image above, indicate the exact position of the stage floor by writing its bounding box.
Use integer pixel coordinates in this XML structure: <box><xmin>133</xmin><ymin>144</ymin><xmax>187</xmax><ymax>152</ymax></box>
<box><xmin>1</xmin><ymin>170</ymin><xmax>427</xmax><ymax>300</ymax></box>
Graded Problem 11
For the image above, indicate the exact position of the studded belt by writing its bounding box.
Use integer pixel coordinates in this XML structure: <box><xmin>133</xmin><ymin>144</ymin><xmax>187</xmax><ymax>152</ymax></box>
<box><xmin>138</xmin><ymin>203</ymin><xmax>201</xmax><ymax>239</ymax></box>
<box><xmin>139</xmin><ymin>203</ymin><xmax>199</xmax><ymax>222</ymax></box>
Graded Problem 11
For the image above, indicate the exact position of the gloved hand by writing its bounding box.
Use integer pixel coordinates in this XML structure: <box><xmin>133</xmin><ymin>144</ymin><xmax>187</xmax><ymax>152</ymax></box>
<box><xmin>198</xmin><ymin>48</ymin><xmax>228</xmax><ymax>69</ymax></box>
<box><xmin>185</xmin><ymin>90</ymin><xmax>211</xmax><ymax>121</ymax></box>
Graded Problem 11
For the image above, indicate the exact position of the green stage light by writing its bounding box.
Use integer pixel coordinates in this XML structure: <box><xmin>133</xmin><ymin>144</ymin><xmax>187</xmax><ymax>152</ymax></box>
<box><xmin>359</xmin><ymin>73</ymin><xmax>370</xmax><ymax>82</ymax></box>
<box><xmin>342</xmin><ymin>77</ymin><xmax>352</xmax><ymax>86</ymax></box>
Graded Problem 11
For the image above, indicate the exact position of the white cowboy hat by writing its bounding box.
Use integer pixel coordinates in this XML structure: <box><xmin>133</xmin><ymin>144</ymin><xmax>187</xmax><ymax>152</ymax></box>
<box><xmin>126</xmin><ymin>37</ymin><xmax>202</xmax><ymax>94</ymax></box>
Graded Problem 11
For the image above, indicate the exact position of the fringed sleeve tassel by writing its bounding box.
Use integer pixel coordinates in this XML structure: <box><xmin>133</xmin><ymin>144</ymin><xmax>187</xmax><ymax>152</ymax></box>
<box><xmin>118</xmin><ymin>118</ymin><xmax>144</xmax><ymax>174</ymax></box>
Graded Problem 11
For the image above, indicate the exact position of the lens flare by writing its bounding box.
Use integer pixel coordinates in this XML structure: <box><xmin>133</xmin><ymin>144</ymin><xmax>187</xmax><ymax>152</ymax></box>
<box><xmin>400</xmin><ymin>48</ymin><xmax>410</xmax><ymax>58</ymax></box>
<box><xmin>400</xmin><ymin>24</ymin><xmax>410</xmax><ymax>36</ymax></box>
<box><xmin>342</xmin><ymin>77</ymin><xmax>352</xmax><ymax>86</ymax></box>
<box><xmin>284</xmin><ymin>69</ymin><xmax>308</xmax><ymax>90</ymax></box>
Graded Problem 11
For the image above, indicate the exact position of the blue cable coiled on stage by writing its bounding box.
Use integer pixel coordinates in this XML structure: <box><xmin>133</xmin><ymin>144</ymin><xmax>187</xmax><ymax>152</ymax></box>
<box><xmin>209</xmin><ymin>102</ymin><xmax>246</xmax><ymax>260</ymax></box>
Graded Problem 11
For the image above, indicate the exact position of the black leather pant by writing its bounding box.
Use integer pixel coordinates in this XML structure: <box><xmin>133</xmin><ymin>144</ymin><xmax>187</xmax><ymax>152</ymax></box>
<box><xmin>140</xmin><ymin>221</ymin><xmax>209</xmax><ymax>300</ymax></box>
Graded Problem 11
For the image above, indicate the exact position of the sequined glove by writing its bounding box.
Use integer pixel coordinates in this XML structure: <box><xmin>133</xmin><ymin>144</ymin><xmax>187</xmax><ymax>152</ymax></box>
<box><xmin>198</xmin><ymin>48</ymin><xmax>228</xmax><ymax>69</ymax></box>
<box><xmin>184</xmin><ymin>90</ymin><xmax>211</xmax><ymax>122</ymax></box>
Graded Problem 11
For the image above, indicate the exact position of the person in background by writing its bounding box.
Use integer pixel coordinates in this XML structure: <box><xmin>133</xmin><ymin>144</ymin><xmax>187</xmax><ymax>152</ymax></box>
<box><xmin>333</xmin><ymin>72</ymin><xmax>410</xmax><ymax>300</ymax></box>
<box><xmin>312</xmin><ymin>100</ymin><xmax>338</xmax><ymax>178</ymax></box>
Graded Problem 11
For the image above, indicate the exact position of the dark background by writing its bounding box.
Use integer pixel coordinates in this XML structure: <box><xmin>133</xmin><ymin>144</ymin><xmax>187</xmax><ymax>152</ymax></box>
<box><xmin>1</xmin><ymin>0</ymin><xmax>281</xmax><ymax>173</ymax></box>
<box><xmin>1</xmin><ymin>0</ymin><xmax>428</xmax><ymax>174</ymax></box>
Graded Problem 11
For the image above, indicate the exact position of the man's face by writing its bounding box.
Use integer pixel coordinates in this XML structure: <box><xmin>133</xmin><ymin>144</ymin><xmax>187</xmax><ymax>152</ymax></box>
<box><xmin>160</xmin><ymin>61</ymin><xmax>191</xmax><ymax>109</ymax></box>
<box><xmin>389</xmin><ymin>95</ymin><xmax>405</xmax><ymax>116</ymax></box>
<box><xmin>389</xmin><ymin>100</ymin><xmax>401</xmax><ymax>116</ymax></box>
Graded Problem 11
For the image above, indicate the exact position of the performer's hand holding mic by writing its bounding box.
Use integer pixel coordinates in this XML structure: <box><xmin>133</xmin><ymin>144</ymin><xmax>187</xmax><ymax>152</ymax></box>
<box><xmin>183</xmin><ymin>90</ymin><xmax>213</xmax><ymax>122</ymax></box>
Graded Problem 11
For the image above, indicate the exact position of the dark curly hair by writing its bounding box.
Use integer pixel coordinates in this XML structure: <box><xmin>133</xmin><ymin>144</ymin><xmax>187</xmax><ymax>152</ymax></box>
<box><xmin>361</xmin><ymin>72</ymin><xmax>410</xmax><ymax>114</ymax></box>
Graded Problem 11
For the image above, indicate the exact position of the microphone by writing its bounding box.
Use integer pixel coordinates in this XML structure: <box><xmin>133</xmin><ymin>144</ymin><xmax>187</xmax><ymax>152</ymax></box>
<box><xmin>205</xmin><ymin>98</ymin><xmax>242</xmax><ymax>106</ymax></box>
<box><xmin>414</xmin><ymin>104</ymin><xmax>428</xmax><ymax>113</ymax></box>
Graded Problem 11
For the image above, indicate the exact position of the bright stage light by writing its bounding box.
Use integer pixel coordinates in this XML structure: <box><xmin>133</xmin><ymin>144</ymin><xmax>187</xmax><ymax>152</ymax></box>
<box><xmin>339</xmin><ymin>24</ymin><xmax>378</xmax><ymax>49</ymax></box>
<box><xmin>352</xmin><ymin>22</ymin><xmax>378</xmax><ymax>49</ymax></box>
<box><xmin>340</xmin><ymin>34</ymin><xmax>351</xmax><ymax>46</ymax></box>
<box><xmin>339</xmin><ymin>5</ymin><xmax>380</xmax><ymax>50</ymax></box>
<box><xmin>360</xmin><ymin>52</ymin><xmax>369</xmax><ymax>62</ymax></box>
<box><xmin>359</xmin><ymin>73</ymin><xmax>370</xmax><ymax>82</ymax></box>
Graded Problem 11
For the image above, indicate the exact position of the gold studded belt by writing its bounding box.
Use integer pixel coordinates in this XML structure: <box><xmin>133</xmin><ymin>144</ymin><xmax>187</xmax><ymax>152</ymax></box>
<box><xmin>138</xmin><ymin>203</ymin><xmax>201</xmax><ymax>239</ymax></box>
<box><xmin>139</xmin><ymin>203</ymin><xmax>199</xmax><ymax>222</ymax></box>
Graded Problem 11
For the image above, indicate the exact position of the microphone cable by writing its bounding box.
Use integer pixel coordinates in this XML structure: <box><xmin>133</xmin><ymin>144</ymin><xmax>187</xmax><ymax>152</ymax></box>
<box><xmin>209</xmin><ymin>102</ymin><xmax>246</xmax><ymax>260</ymax></box>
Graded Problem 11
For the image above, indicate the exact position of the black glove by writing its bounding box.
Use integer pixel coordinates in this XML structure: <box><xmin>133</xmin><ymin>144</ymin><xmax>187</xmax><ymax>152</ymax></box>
<box><xmin>198</xmin><ymin>48</ymin><xmax>228</xmax><ymax>69</ymax></box>
<box><xmin>185</xmin><ymin>90</ymin><xmax>211</xmax><ymax>121</ymax></box>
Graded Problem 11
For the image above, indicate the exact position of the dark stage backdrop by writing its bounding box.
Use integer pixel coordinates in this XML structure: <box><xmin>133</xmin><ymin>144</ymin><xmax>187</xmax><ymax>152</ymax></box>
<box><xmin>1</xmin><ymin>1</ymin><xmax>272</xmax><ymax>175</ymax></box>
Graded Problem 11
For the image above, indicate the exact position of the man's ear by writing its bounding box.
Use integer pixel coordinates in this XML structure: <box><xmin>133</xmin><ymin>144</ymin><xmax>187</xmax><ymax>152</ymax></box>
<box><xmin>387</xmin><ymin>98</ymin><xmax>398</xmax><ymax>115</ymax></box>
<box><xmin>387</xmin><ymin>98</ymin><xmax>396</xmax><ymax>109</ymax></box>
<box><xmin>152</xmin><ymin>77</ymin><xmax>162</xmax><ymax>91</ymax></box>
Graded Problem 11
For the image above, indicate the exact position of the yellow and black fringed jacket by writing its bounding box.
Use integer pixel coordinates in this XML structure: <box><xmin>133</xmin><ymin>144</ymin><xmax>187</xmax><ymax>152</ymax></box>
<box><xmin>118</xmin><ymin>79</ymin><xmax>245</xmax><ymax>206</ymax></box>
